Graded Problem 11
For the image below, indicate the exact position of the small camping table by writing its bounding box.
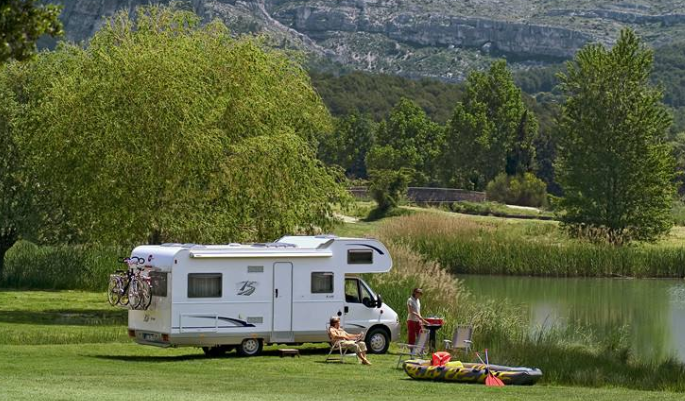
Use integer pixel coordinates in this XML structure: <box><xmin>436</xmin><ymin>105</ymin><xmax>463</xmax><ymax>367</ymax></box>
<box><xmin>278</xmin><ymin>348</ymin><xmax>300</xmax><ymax>358</ymax></box>
<box><xmin>423</xmin><ymin>324</ymin><xmax>443</xmax><ymax>353</ymax></box>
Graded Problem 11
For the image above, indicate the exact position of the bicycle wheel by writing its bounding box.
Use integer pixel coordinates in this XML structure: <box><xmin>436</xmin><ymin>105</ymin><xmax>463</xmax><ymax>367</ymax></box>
<box><xmin>120</xmin><ymin>277</ymin><xmax>130</xmax><ymax>306</ymax></box>
<box><xmin>139</xmin><ymin>279</ymin><xmax>152</xmax><ymax>310</ymax></box>
<box><xmin>128</xmin><ymin>279</ymin><xmax>141</xmax><ymax>310</ymax></box>
<box><xmin>107</xmin><ymin>276</ymin><xmax>120</xmax><ymax>306</ymax></box>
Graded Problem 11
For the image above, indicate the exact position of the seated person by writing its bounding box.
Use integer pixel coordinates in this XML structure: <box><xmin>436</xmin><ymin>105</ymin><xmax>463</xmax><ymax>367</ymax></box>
<box><xmin>327</xmin><ymin>316</ymin><xmax>371</xmax><ymax>365</ymax></box>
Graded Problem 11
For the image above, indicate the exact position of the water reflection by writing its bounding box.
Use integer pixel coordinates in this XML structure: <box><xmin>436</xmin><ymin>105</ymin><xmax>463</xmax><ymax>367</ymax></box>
<box><xmin>459</xmin><ymin>275</ymin><xmax>685</xmax><ymax>361</ymax></box>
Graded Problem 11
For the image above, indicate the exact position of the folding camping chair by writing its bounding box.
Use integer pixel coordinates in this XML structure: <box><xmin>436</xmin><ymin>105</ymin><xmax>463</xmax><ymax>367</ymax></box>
<box><xmin>396</xmin><ymin>330</ymin><xmax>429</xmax><ymax>368</ymax></box>
<box><xmin>325</xmin><ymin>339</ymin><xmax>360</xmax><ymax>363</ymax></box>
<box><xmin>325</xmin><ymin>326</ymin><xmax>364</xmax><ymax>363</ymax></box>
<box><xmin>443</xmin><ymin>324</ymin><xmax>473</xmax><ymax>358</ymax></box>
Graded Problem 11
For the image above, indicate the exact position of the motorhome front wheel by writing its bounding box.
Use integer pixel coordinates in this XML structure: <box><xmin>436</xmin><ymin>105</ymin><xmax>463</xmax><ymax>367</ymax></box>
<box><xmin>237</xmin><ymin>338</ymin><xmax>263</xmax><ymax>357</ymax></box>
<box><xmin>366</xmin><ymin>327</ymin><xmax>390</xmax><ymax>354</ymax></box>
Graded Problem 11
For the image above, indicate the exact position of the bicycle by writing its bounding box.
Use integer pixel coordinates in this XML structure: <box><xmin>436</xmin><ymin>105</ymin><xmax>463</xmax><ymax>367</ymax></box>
<box><xmin>107</xmin><ymin>256</ymin><xmax>145</xmax><ymax>308</ymax></box>
<box><xmin>128</xmin><ymin>267</ymin><xmax>152</xmax><ymax>310</ymax></box>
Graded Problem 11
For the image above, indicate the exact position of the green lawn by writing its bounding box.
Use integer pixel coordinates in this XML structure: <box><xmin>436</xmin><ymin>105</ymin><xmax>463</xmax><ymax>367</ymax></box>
<box><xmin>0</xmin><ymin>289</ymin><xmax>683</xmax><ymax>400</ymax></box>
<box><xmin>1</xmin><ymin>343</ymin><xmax>682</xmax><ymax>401</ymax></box>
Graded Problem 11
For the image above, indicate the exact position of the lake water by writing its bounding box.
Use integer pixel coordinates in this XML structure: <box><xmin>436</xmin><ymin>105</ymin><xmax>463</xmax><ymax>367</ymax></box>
<box><xmin>459</xmin><ymin>275</ymin><xmax>685</xmax><ymax>362</ymax></box>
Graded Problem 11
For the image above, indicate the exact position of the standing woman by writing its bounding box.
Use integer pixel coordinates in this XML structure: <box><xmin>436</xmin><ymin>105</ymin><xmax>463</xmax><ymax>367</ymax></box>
<box><xmin>407</xmin><ymin>288</ymin><xmax>428</xmax><ymax>345</ymax></box>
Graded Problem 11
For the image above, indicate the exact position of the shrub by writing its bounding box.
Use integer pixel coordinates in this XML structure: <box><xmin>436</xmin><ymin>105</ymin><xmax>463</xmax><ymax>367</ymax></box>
<box><xmin>368</xmin><ymin>168</ymin><xmax>412</xmax><ymax>212</ymax></box>
<box><xmin>486</xmin><ymin>173</ymin><xmax>548</xmax><ymax>207</ymax></box>
<box><xmin>2</xmin><ymin>241</ymin><xmax>125</xmax><ymax>291</ymax></box>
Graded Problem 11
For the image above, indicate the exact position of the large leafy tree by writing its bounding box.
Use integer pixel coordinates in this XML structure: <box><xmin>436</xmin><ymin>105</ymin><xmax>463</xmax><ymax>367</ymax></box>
<box><xmin>7</xmin><ymin>5</ymin><xmax>346</xmax><ymax>246</ymax></box>
<box><xmin>556</xmin><ymin>29</ymin><xmax>676</xmax><ymax>244</ymax></box>
<box><xmin>0</xmin><ymin>1</ymin><xmax>62</xmax><ymax>276</ymax></box>
<box><xmin>318</xmin><ymin>113</ymin><xmax>376</xmax><ymax>179</ymax></box>
<box><xmin>367</xmin><ymin>98</ymin><xmax>443</xmax><ymax>185</ymax></box>
<box><xmin>440</xmin><ymin>60</ymin><xmax>538</xmax><ymax>190</ymax></box>
<box><xmin>0</xmin><ymin>75</ymin><xmax>21</xmax><ymax>277</ymax></box>
<box><xmin>0</xmin><ymin>0</ymin><xmax>62</xmax><ymax>63</ymax></box>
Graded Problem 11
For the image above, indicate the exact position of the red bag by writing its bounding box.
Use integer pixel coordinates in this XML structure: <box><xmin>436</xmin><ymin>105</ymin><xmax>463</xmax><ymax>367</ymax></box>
<box><xmin>431</xmin><ymin>351</ymin><xmax>451</xmax><ymax>367</ymax></box>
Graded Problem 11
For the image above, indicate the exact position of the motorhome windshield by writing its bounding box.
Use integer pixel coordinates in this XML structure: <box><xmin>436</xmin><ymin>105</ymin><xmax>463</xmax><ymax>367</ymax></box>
<box><xmin>359</xmin><ymin>279</ymin><xmax>377</xmax><ymax>299</ymax></box>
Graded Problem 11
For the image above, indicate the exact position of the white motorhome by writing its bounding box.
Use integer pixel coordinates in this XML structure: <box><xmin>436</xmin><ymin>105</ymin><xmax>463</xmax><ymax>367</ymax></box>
<box><xmin>127</xmin><ymin>235</ymin><xmax>400</xmax><ymax>356</ymax></box>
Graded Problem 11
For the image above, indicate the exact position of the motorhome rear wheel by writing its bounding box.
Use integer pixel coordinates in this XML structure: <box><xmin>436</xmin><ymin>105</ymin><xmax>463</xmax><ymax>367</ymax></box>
<box><xmin>237</xmin><ymin>338</ymin><xmax>263</xmax><ymax>357</ymax></box>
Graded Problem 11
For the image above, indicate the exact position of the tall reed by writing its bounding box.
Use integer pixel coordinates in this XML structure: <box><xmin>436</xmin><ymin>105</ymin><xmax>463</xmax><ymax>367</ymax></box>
<box><xmin>2</xmin><ymin>241</ymin><xmax>126</xmax><ymax>291</ymax></box>
<box><xmin>381</xmin><ymin>213</ymin><xmax>685</xmax><ymax>277</ymax></box>
<box><xmin>367</xmin><ymin>240</ymin><xmax>529</xmax><ymax>347</ymax></box>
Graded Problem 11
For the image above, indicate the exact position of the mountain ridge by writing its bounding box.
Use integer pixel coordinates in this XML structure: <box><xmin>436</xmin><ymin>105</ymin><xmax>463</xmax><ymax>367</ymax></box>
<box><xmin>47</xmin><ymin>0</ymin><xmax>685</xmax><ymax>80</ymax></box>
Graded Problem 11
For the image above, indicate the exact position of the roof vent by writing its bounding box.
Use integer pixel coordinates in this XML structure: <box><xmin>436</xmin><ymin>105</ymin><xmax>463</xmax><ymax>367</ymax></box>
<box><xmin>315</xmin><ymin>234</ymin><xmax>338</xmax><ymax>239</ymax></box>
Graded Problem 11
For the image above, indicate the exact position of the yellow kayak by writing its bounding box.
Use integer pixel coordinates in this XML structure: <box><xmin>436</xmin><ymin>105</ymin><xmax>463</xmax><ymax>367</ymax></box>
<box><xmin>403</xmin><ymin>359</ymin><xmax>543</xmax><ymax>385</ymax></box>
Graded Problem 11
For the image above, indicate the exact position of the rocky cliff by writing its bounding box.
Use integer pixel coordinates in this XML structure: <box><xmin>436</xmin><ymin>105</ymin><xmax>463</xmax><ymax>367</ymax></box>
<box><xmin>274</xmin><ymin>5</ymin><xmax>591</xmax><ymax>59</ymax></box>
<box><xmin>47</xmin><ymin>0</ymin><xmax>685</xmax><ymax>80</ymax></box>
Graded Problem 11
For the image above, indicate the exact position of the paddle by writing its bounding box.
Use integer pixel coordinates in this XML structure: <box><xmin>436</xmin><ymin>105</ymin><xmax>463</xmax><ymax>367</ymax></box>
<box><xmin>475</xmin><ymin>350</ymin><xmax>505</xmax><ymax>387</ymax></box>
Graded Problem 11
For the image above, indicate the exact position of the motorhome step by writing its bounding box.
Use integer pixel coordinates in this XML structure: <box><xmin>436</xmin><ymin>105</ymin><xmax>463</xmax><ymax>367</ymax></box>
<box><xmin>278</xmin><ymin>349</ymin><xmax>300</xmax><ymax>358</ymax></box>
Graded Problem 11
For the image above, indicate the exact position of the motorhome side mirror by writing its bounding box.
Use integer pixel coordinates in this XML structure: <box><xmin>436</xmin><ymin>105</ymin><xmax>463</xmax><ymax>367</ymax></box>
<box><xmin>376</xmin><ymin>294</ymin><xmax>383</xmax><ymax>308</ymax></box>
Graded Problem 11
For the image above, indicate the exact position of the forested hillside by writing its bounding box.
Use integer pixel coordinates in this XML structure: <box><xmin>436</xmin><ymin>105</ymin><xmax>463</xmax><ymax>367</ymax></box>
<box><xmin>310</xmin><ymin>70</ymin><xmax>557</xmax><ymax>129</ymax></box>
<box><xmin>310</xmin><ymin>71</ymin><xmax>464</xmax><ymax>124</ymax></box>
<box><xmin>654</xmin><ymin>42</ymin><xmax>685</xmax><ymax>108</ymax></box>
<box><xmin>516</xmin><ymin>41</ymin><xmax>685</xmax><ymax>109</ymax></box>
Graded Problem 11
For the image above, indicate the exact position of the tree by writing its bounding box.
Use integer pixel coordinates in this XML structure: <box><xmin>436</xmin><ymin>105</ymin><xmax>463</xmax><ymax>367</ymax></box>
<box><xmin>7</xmin><ymin>5</ymin><xmax>346</xmax><ymax>246</ymax></box>
<box><xmin>556</xmin><ymin>29</ymin><xmax>676</xmax><ymax>244</ymax></box>
<box><xmin>440</xmin><ymin>60</ymin><xmax>538</xmax><ymax>190</ymax></box>
<box><xmin>367</xmin><ymin>168</ymin><xmax>412</xmax><ymax>213</ymax></box>
<box><xmin>0</xmin><ymin>75</ymin><xmax>20</xmax><ymax>277</ymax></box>
<box><xmin>485</xmin><ymin>172</ymin><xmax>548</xmax><ymax>207</ymax></box>
<box><xmin>440</xmin><ymin>101</ymin><xmax>494</xmax><ymax>189</ymax></box>
<box><xmin>369</xmin><ymin>98</ymin><xmax>443</xmax><ymax>185</ymax></box>
<box><xmin>318</xmin><ymin>113</ymin><xmax>376</xmax><ymax>178</ymax></box>
<box><xmin>0</xmin><ymin>0</ymin><xmax>62</xmax><ymax>63</ymax></box>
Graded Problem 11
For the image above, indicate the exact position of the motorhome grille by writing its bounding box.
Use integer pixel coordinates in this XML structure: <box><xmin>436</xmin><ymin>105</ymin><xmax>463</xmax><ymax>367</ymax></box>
<box><xmin>247</xmin><ymin>317</ymin><xmax>263</xmax><ymax>324</ymax></box>
<box><xmin>247</xmin><ymin>266</ymin><xmax>264</xmax><ymax>273</ymax></box>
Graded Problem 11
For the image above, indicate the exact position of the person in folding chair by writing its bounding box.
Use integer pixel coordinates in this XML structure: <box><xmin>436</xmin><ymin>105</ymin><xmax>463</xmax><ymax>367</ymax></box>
<box><xmin>327</xmin><ymin>316</ymin><xmax>372</xmax><ymax>365</ymax></box>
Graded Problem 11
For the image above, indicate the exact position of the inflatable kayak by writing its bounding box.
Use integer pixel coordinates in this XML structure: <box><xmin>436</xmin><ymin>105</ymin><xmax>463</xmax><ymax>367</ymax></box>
<box><xmin>403</xmin><ymin>359</ymin><xmax>543</xmax><ymax>385</ymax></box>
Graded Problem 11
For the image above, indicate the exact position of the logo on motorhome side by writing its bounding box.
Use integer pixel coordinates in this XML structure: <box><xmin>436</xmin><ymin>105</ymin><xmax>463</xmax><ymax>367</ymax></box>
<box><xmin>236</xmin><ymin>281</ymin><xmax>258</xmax><ymax>296</ymax></box>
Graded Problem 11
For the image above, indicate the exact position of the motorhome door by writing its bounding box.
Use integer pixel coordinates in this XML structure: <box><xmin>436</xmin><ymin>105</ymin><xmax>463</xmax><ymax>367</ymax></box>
<box><xmin>272</xmin><ymin>262</ymin><xmax>294</xmax><ymax>342</ymax></box>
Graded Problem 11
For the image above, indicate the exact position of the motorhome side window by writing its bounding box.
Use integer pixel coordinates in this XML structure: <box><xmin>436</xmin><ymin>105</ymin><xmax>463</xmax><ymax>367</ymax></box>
<box><xmin>150</xmin><ymin>271</ymin><xmax>167</xmax><ymax>297</ymax></box>
<box><xmin>348</xmin><ymin>249</ymin><xmax>373</xmax><ymax>264</ymax></box>
<box><xmin>188</xmin><ymin>273</ymin><xmax>222</xmax><ymax>298</ymax></box>
<box><xmin>311</xmin><ymin>272</ymin><xmax>334</xmax><ymax>294</ymax></box>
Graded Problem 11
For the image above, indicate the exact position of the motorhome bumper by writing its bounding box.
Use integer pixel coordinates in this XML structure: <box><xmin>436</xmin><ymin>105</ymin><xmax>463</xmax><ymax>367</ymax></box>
<box><xmin>131</xmin><ymin>330</ymin><xmax>172</xmax><ymax>347</ymax></box>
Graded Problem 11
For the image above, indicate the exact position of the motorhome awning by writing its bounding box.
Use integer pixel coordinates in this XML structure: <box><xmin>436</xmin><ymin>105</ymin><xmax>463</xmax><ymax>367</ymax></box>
<box><xmin>189</xmin><ymin>251</ymin><xmax>333</xmax><ymax>259</ymax></box>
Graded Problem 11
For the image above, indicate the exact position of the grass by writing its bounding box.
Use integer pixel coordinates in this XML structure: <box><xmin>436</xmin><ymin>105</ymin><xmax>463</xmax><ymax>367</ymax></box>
<box><xmin>381</xmin><ymin>210</ymin><xmax>685</xmax><ymax>278</ymax></box>
<box><xmin>3</xmin><ymin>343</ymin><xmax>684</xmax><ymax>401</ymax></box>
<box><xmin>0</xmin><ymin>290</ymin><xmax>127</xmax><ymax>345</ymax></box>
<box><xmin>0</xmin><ymin>288</ymin><xmax>681</xmax><ymax>399</ymax></box>
<box><xmin>445</xmin><ymin>201</ymin><xmax>556</xmax><ymax>220</ymax></box>
<box><xmin>0</xmin><ymin>289</ymin><xmax>684</xmax><ymax>398</ymax></box>
<box><xmin>2</xmin><ymin>276</ymin><xmax>685</xmax><ymax>395</ymax></box>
